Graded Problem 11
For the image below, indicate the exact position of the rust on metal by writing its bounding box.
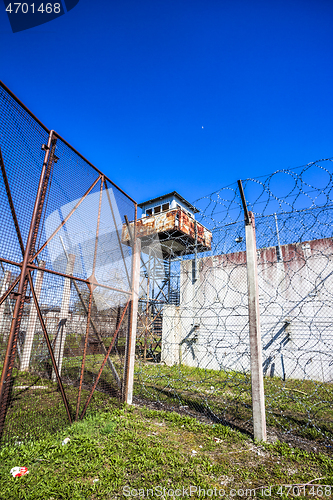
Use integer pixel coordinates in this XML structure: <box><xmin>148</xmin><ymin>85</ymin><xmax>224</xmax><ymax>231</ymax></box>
<box><xmin>0</xmin><ymin>274</ymin><xmax>20</xmax><ymax>307</ymax></box>
<box><xmin>121</xmin><ymin>208</ymin><xmax>212</xmax><ymax>257</ymax></box>
<box><xmin>0</xmin><ymin>147</ymin><xmax>25</xmax><ymax>256</ymax></box>
<box><xmin>0</xmin><ymin>80</ymin><xmax>49</xmax><ymax>132</ymax></box>
<box><xmin>30</xmin><ymin>137</ymin><xmax>57</xmax><ymax>259</ymax></box>
<box><xmin>71</xmin><ymin>278</ymin><xmax>122</xmax><ymax>389</ymax></box>
<box><xmin>79</xmin><ymin>299</ymin><xmax>131</xmax><ymax>419</ymax></box>
<box><xmin>27</xmin><ymin>272</ymin><xmax>72</xmax><ymax>424</ymax></box>
<box><xmin>9</xmin><ymin>292</ymin><xmax>30</xmax><ymax>303</ymax></box>
<box><xmin>33</xmin><ymin>174</ymin><xmax>102</xmax><ymax>261</ymax></box>
<box><xmin>87</xmin><ymin>275</ymin><xmax>132</xmax><ymax>295</ymax></box>
<box><xmin>0</xmin><ymin>82</ymin><xmax>137</xmax><ymax>205</ymax></box>
<box><xmin>76</xmin><ymin>287</ymin><xmax>93</xmax><ymax>421</ymax></box>
<box><xmin>0</xmin><ymin>256</ymin><xmax>132</xmax><ymax>295</ymax></box>
<box><xmin>0</xmin><ymin>130</ymin><xmax>56</xmax><ymax>436</ymax></box>
<box><xmin>0</xmin><ymin>275</ymin><xmax>29</xmax><ymax>438</ymax></box>
<box><xmin>0</xmin><ymin>82</ymin><xmax>138</xmax><ymax>443</ymax></box>
<box><xmin>53</xmin><ymin>131</ymin><xmax>136</xmax><ymax>205</ymax></box>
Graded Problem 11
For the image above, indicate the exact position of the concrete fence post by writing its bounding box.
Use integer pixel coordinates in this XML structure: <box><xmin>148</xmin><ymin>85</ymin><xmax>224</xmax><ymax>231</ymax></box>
<box><xmin>0</xmin><ymin>271</ymin><xmax>11</xmax><ymax>338</ymax></box>
<box><xmin>20</xmin><ymin>261</ymin><xmax>45</xmax><ymax>371</ymax></box>
<box><xmin>245</xmin><ymin>211</ymin><xmax>267</xmax><ymax>441</ymax></box>
<box><xmin>123</xmin><ymin>236</ymin><xmax>141</xmax><ymax>404</ymax></box>
<box><xmin>52</xmin><ymin>253</ymin><xmax>75</xmax><ymax>381</ymax></box>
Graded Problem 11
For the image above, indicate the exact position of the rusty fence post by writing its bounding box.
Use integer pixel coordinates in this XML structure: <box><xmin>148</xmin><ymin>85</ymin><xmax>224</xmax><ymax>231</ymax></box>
<box><xmin>123</xmin><ymin>208</ymin><xmax>141</xmax><ymax>404</ymax></box>
<box><xmin>20</xmin><ymin>261</ymin><xmax>45</xmax><ymax>371</ymax></box>
<box><xmin>76</xmin><ymin>288</ymin><xmax>92</xmax><ymax>421</ymax></box>
<box><xmin>0</xmin><ymin>131</ymin><xmax>56</xmax><ymax>438</ymax></box>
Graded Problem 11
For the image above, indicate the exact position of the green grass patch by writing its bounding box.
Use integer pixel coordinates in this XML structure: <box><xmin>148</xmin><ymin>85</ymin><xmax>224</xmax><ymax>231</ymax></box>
<box><xmin>2</xmin><ymin>357</ymin><xmax>332</xmax><ymax>448</ymax></box>
<box><xmin>1</xmin><ymin>368</ymin><xmax>119</xmax><ymax>446</ymax></box>
<box><xmin>0</xmin><ymin>404</ymin><xmax>332</xmax><ymax>499</ymax></box>
<box><xmin>134</xmin><ymin>362</ymin><xmax>333</xmax><ymax>442</ymax></box>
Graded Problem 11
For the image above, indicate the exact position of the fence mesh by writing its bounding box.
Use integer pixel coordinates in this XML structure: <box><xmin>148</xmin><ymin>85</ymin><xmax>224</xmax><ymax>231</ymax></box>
<box><xmin>0</xmin><ymin>82</ymin><xmax>136</xmax><ymax>445</ymax></box>
<box><xmin>133</xmin><ymin>159</ymin><xmax>333</xmax><ymax>447</ymax></box>
<box><xmin>1</xmin><ymin>80</ymin><xmax>332</xmax><ymax>448</ymax></box>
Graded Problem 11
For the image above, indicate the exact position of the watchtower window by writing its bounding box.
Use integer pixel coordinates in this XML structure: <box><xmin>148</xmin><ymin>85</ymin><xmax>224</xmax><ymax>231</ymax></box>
<box><xmin>146</xmin><ymin>208</ymin><xmax>153</xmax><ymax>216</ymax></box>
<box><xmin>162</xmin><ymin>203</ymin><xmax>170</xmax><ymax>212</ymax></box>
<box><xmin>154</xmin><ymin>205</ymin><xmax>161</xmax><ymax>214</ymax></box>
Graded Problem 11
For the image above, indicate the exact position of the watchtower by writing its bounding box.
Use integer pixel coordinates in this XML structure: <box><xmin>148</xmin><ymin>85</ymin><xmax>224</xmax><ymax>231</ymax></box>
<box><xmin>122</xmin><ymin>192</ymin><xmax>212</xmax><ymax>361</ymax></box>
<box><xmin>123</xmin><ymin>191</ymin><xmax>212</xmax><ymax>258</ymax></box>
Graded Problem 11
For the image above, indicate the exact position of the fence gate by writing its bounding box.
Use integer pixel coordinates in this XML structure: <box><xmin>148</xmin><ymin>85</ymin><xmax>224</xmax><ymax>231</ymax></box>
<box><xmin>0</xmin><ymin>81</ymin><xmax>137</xmax><ymax>445</ymax></box>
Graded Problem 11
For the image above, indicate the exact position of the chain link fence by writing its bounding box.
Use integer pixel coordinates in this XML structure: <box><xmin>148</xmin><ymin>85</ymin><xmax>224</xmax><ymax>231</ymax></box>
<box><xmin>0</xmin><ymin>81</ymin><xmax>136</xmax><ymax>445</ymax></box>
<box><xmin>1</xmin><ymin>80</ymin><xmax>332</xmax><ymax>448</ymax></box>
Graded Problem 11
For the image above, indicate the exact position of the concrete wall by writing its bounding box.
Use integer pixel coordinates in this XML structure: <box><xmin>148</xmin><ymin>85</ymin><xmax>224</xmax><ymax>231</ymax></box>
<box><xmin>0</xmin><ymin>307</ymin><xmax>119</xmax><ymax>370</ymax></box>
<box><xmin>161</xmin><ymin>238</ymin><xmax>333</xmax><ymax>382</ymax></box>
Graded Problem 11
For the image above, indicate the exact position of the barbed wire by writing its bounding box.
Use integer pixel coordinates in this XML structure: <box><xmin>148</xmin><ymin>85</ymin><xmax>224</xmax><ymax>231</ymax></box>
<box><xmin>134</xmin><ymin>158</ymin><xmax>333</xmax><ymax>444</ymax></box>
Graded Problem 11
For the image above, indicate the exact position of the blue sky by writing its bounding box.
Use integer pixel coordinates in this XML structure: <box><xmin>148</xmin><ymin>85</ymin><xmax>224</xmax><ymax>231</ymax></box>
<box><xmin>0</xmin><ymin>0</ymin><xmax>332</xmax><ymax>208</ymax></box>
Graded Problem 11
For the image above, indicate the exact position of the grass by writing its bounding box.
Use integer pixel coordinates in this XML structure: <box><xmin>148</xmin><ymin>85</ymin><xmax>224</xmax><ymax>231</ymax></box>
<box><xmin>1</xmin><ymin>369</ymin><xmax>116</xmax><ymax>445</ymax></box>
<box><xmin>0</xmin><ymin>403</ymin><xmax>332</xmax><ymax>500</ymax></box>
<box><xmin>2</xmin><ymin>356</ymin><xmax>333</xmax><ymax>446</ymax></box>
<box><xmin>1</xmin><ymin>363</ymin><xmax>333</xmax><ymax>499</ymax></box>
<box><xmin>134</xmin><ymin>362</ymin><xmax>333</xmax><ymax>442</ymax></box>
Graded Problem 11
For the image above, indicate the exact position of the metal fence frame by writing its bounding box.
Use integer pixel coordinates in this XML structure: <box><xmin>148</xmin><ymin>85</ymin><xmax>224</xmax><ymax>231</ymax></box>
<box><xmin>1</xmin><ymin>81</ymin><xmax>332</xmax><ymax>447</ymax></box>
<box><xmin>0</xmin><ymin>81</ymin><xmax>139</xmax><ymax>443</ymax></box>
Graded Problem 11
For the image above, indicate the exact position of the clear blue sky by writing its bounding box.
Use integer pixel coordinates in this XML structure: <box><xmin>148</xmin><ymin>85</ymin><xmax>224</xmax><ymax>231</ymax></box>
<box><xmin>0</xmin><ymin>0</ymin><xmax>332</xmax><ymax>207</ymax></box>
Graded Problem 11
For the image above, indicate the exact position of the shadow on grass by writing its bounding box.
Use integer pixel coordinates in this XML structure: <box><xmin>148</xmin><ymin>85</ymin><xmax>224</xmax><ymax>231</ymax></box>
<box><xmin>134</xmin><ymin>384</ymin><xmax>254</xmax><ymax>438</ymax></box>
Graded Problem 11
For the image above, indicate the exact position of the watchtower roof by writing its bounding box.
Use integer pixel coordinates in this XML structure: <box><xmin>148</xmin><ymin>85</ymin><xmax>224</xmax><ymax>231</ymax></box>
<box><xmin>138</xmin><ymin>191</ymin><xmax>199</xmax><ymax>214</ymax></box>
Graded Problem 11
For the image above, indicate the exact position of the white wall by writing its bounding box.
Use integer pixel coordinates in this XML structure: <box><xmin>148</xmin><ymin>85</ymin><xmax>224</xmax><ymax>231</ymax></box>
<box><xmin>161</xmin><ymin>238</ymin><xmax>333</xmax><ymax>382</ymax></box>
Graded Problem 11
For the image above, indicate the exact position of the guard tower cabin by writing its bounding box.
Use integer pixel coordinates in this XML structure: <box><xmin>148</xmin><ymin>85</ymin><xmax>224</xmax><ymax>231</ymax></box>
<box><xmin>141</xmin><ymin>191</ymin><xmax>197</xmax><ymax>218</ymax></box>
<box><xmin>122</xmin><ymin>191</ymin><xmax>212</xmax><ymax>258</ymax></box>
